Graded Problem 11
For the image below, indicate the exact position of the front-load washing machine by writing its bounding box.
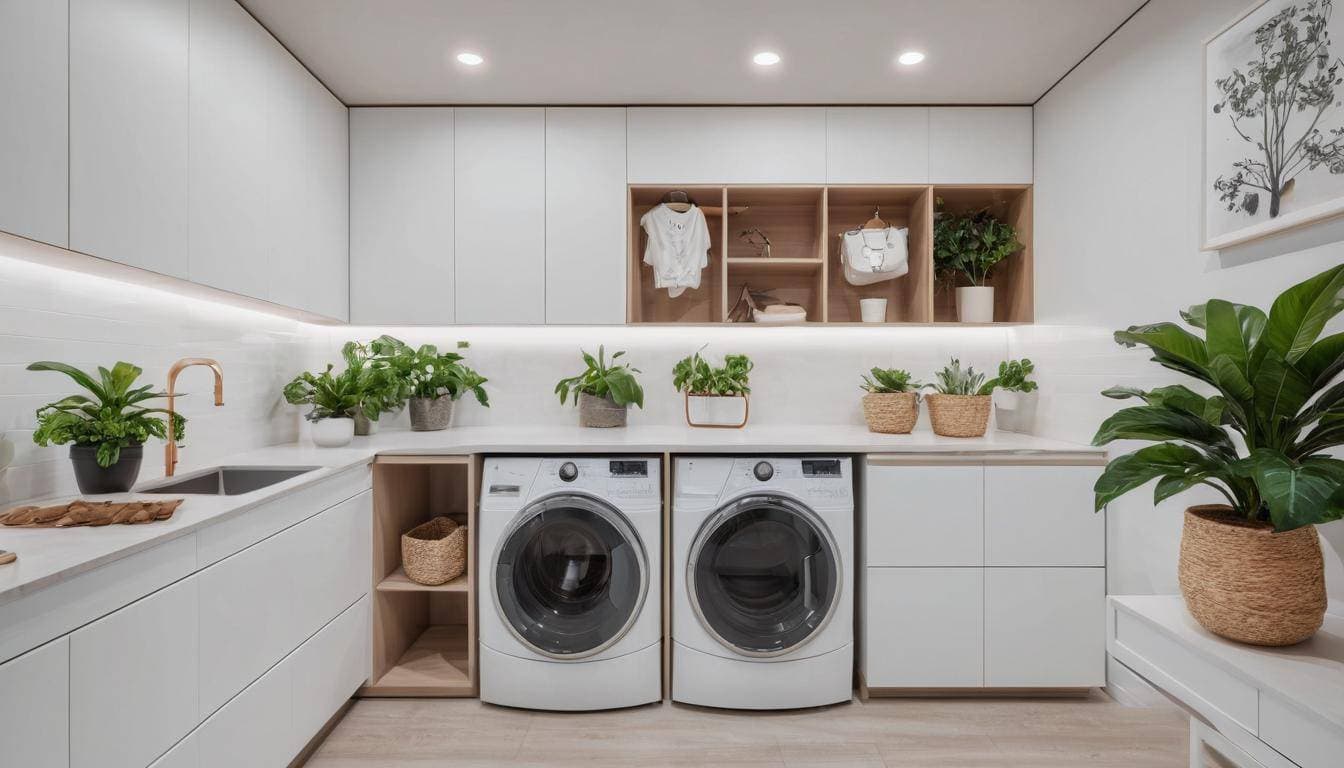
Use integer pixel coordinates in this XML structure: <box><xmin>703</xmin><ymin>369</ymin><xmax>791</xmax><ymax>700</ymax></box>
<box><xmin>673</xmin><ymin>456</ymin><xmax>853</xmax><ymax>709</ymax></box>
<box><xmin>479</xmin><ymin>456</ymin><xmax>661</xmax><ymax>711</ymax></box>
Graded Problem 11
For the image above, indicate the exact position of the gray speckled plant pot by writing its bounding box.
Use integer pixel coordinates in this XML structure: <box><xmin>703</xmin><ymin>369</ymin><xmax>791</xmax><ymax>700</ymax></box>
<box><xmin>409</xmin><ymin>396</ymin><xmax>454</xmax><ymax>431</ymax></box>
<box><xmin>578</xmin><ymin>392</ymin><xmax>628</xmax><ymax>428</ymax></box>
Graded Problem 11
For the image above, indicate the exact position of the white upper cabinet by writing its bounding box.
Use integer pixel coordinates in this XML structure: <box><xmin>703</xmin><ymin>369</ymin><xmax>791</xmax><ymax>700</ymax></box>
<box><xmin>454</xmin><ymin>108</ymin><xmax>546</xmax><ymax>324</ymax></box>
<box><xmin>929</xmin><ymin>107</ymin><xmax>1033</xmax><ymax>184</ymax></box>
<box><xmin>303</xmin><ymin>77</ymin><xmax>350</xmax><ymax>321</ymax></box>
<box><xmin>546</xmin><ymin>108</ymin><xmax>627</xmax><ymax>325</ymax></box>
<box><xmin>0</xmin><ymin>0</ymin><xmax>68</xmax><ymax>247</ymax></box>
<box><xmin>350</xmin><ymin>108</ymin><xmax>455</xmax><ymax>324</ymax></box>
<box><xmin>0</xmin><ymin>637</ymin><xmax>69</xmax><ymax>768</ymax></box>
<box><xmin>188</xmin><ymin>0</ymin><xmax>273</xmax><ymax>300</ymax></box>
<box><xmin>70</xmin><ymin>0</ymin><xmax>188</xmax><ymax>278</ymax></box>
<box><xmin>627</xmin><ymin>107</ymin><xmax>826</xmax><ymax>184</ymax></box>
<box><xmin>825</xmin><ymin>108</ymin><xmax>929</xmax><ymax>184</ymax></box>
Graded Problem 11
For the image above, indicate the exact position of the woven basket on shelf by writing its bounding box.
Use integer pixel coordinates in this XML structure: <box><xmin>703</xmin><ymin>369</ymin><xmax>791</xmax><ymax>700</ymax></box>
<box><xmin>861</xmin><ymin>392</ymin><xmax>919</xmax><ymax>434</ymax></box>
<box><xmin>1179</xmin><ymin>505</ymin><xmax>1326</xmax><ymax>647</ymax></box>
<box><xmin>924</xmin><ymin>394</ymin><xmax>991</xmax><ymax>437</ymax></box>
<box><xmin>401</xmin><ymin>516</ymin><xmax>467</xmax><ymax>586</ymax></box>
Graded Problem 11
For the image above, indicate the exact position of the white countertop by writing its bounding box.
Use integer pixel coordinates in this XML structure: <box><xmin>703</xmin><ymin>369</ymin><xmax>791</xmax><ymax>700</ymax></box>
<box><xmin>0</xmin><ymin>424</ymin><xmax>1099</xmax><ymax>606</ymax></box>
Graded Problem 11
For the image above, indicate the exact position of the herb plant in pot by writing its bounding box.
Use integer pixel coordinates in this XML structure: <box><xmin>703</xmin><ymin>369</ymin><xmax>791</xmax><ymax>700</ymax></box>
<box><xmin>933</xmin><ymin>204</ymin><xmax>1022</xmax><ymax>323</ymax></box>
<box><xmin>1092</xmin><ymin>264</ymin><xmax>1344</xmax><ymax>646</ymax></box>
<box><xmin>341</xmin><ymin>340</ymin><xmax>403</xmax><ymax>436</ymax></box>
<box><xmin>860</xmin><ymin>368</ymin><xmax>923</xmax><ymax>434</ymax></box>
<box><xmin>924</xmin><ymin>359</ymin><xmax>995</xmax><ymax>437</ymax></box>
<box><xmin>672</xmin><ymin>349</ymin><xmax>752</xmax><ymax>428</ymax></box>
<box><xmin>555</xmin><ymin>346</ymin><xmax>644</xmax><ymax>428</ymax></box>
<box><xmin>28</xmin><ymin>361</ymin><xmax>185</xmax><ymax>494</ymax></box>
<box><xmin>991</xmin><ymin>358</ymin><xmax>1038</xmax><ymax>433</ymax></box>
<box><xmin>370</xmin><ymin>336</ymin><xmax>489</xmax><ymax>432</ymax></box>
<box><xmin>283</xmin><ymin>365</ymin><xmax>361</xmax><ymax>447</ymax></box>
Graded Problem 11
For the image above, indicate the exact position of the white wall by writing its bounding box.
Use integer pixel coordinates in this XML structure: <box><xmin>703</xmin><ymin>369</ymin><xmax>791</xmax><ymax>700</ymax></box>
<box><xmin>1033</xmin><ymin>0</ymin><xmax>1344</xmax><ymax>603</ymax></box>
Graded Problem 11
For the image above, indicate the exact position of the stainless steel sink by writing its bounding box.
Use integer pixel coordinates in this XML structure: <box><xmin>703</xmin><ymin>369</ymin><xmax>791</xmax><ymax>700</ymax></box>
<box><xmin>139</xmin><ymin>466</ymin><xmax>319</xmax><ymax>495</ymax></box>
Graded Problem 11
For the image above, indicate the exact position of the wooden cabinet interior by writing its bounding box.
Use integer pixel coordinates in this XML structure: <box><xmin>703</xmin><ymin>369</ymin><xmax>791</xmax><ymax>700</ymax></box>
<box><xmin>628</xmin><ymin>183</ymin><xmax>1032</xmax><ymax>324</ymax></box>
<box><xmin>362</xmin><ymin>456</ymin><xmax>478</xmax><ymax>698</ymax></box>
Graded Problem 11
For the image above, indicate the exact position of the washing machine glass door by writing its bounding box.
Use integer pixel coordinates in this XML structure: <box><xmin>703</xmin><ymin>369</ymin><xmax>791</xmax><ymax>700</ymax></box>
<box><xmin>689</xmin><ymin>495</ymin><xmax>839</xmax><ymax>657</ymax></box>
<box><xmin>495</xmin><ymin>494</ymin><xmax>648</xmax><ymax>659</ymax></box>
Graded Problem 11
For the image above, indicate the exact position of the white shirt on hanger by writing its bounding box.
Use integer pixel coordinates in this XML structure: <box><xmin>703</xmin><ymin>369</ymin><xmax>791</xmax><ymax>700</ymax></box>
<box><xmin>641</xmin><ymin>204</ymin><xmax>711</xmax><ymax>298</ymax></box>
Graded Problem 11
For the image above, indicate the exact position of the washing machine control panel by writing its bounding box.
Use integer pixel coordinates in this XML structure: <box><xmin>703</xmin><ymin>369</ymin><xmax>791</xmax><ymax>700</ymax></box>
<box><xmin>753</xmin><ymin>461</ymin><xmax>774</xmax><ymax>481</ymax></box>
<box><xmin>718</xmin><ymin>458</ymin><xmax>852</xmax><ymax>504</ymax></box>
<box><xmin>530</xmin><ymin>458</ymin><xmax>660</xmax><ymax>502</ymax></box>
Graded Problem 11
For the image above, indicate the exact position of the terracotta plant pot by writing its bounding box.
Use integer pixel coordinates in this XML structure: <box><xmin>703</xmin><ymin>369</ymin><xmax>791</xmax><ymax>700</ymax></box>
<box><xmin>861</xmin><ymin>392</ymin><xmax>918</xmax><ymax>434</ymax></box>
<box><xmin>409</xmin><ymin>396</ymin><xmax>454</xmax><ymax>431</ymax></box>
<box><xmin>310</xmin><ymin>417</ymin><xmax>354</xmax><ymax>448</ymax></box>
<box><xmin>70</xmin><ymin>444</ymin><xmax>143</xmax><ymax>494</ymax></box>
<box><xmin>1179</xmin><ymin>505</ymin><xmax>1326</xmax><ymax>646</ymax></box>
<box><xmin>924</xmin><ymin>394</ymin><xmax>991</xmax><ymax>437</ymax></box>
<box><xmin>578</xmin><ymin>392</ymin><xmax>628</xmax><ymax>428</ymax></box>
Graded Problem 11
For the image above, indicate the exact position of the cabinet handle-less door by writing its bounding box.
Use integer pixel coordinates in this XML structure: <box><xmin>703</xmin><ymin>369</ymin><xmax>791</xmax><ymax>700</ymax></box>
<box><xmin>0</xmin><ymin>637</ymin><xmax>69</xmax><ymax>768</ymax></box>
<box><xmin>984</xmin><ymin>567</ymin><xmax>1105</xmax><ymax>687</ymax></box>
<box><xmin>865</xmin><ymin>464</ymin><xmax>983</xmax><ymax>566</ymax></box>
<box><xmin>984</xmin><ymin>465</ymin><xmax>1104</xmax><ymax>567</ymax></box>
<box><xmin>197</xmin><ymin>656</ymin><xmax>293</xmax><ymax>768</ymax></box>
<box><xmin>863</xmin><ymin>567</ymin><xmax>983</xmax><ymax>688</ymax></box>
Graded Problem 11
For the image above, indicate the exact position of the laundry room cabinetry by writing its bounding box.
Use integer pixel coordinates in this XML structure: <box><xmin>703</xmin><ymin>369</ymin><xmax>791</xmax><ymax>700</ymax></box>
<box><xmin>860</xmin><ymin>456</ymin><xmax>1106</xmax><ymax>694</ymax></box>
<box><xmin>0</xmin><ymin>637</ymin><xmax>69</xmax><ymax>768</ymax></box>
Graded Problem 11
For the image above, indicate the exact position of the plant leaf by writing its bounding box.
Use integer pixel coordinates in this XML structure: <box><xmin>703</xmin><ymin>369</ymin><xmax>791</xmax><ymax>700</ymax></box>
<box><xmin>1241</xmin><ymin>451</ymin><xmax>1344</xmax><ymax>531</ymax></box>
<box><xmin>1093</xmin><ymin>443</ymin><xmax>1209</xmax><ymax>511</ymax></box>
<box><xmin>26</xmin><ymin>361</ymin><xmax>107</xmax><ymax>401</ymax></box>
<box><xmin>1093</xmin><ymin>405</ymin><xmax>1237</xmax><ymax>456</ymax></box>
<box><xmin>1262</xmin><ymin>264</ymin><xmax>1344</xmax><ymax>363</ymax></box>
<box><xmin>1204</xmin><ymin>299</ymin><xmax>1266</xmax><ymax>377</ymax></box>
<box><xmin>1296</xmin><ymin>331</ymin><xmax>1344</xmax><ymax>388</ymax></box>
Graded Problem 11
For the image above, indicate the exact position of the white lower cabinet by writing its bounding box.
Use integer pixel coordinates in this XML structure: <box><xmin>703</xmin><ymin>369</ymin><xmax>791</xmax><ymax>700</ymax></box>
<box><xmin>0</xmin><ymin>637</ymin><xmax>69</xmax><ymax>768</ymax></box>
<box><xmin>197</xmin><ymin>656</ymin><xmax>294</xmax><ymax>768</ymax></box>
<box><xmin>984</xmin><ymin>567</ymin><xmax>1105</xmax><ymax>687</ymax></box>
<box><xmin>290</xmin><ymin>596</ymin><xmax>371</xmax><ymax>752</ymax></box>
<box><xmin>864</xmin><ymin>568</ymin><xmax>983</xmax><ymax>688</ymax></box>
<box><xmin>149</xmin><ymin>733</ymin><xmax>198</xmax><ymax>768</ymax></box>
<box><xmin>70</xmin><ymin>577</ymin><xmax>199</xmax><ymax>768</ymax></box>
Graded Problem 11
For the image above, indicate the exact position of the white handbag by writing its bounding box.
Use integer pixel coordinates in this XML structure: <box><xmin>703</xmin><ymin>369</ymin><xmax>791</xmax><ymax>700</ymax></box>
<box><xmin>840</xmin><ymin>227</ymin><xmax>908</xmax><ymax>286</ymax></box>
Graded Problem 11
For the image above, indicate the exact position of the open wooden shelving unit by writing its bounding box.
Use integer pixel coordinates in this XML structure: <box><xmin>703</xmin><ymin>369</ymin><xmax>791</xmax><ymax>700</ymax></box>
<box><xmin>627</xmin><ymin>183</ymin><xmax>1032</xmax><ymax>325</ymax></box>
<box><xmin>360</xmin><ymin>455</ymin><xmax>479</xmax><ymax>698</ymax></box>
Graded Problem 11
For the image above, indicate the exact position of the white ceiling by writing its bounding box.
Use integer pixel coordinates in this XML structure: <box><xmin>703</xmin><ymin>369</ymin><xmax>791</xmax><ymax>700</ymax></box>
<box><xmin>239</xmin><ymin>0</ymin><xmax>1145</xmax><ymax>106</ymax></box>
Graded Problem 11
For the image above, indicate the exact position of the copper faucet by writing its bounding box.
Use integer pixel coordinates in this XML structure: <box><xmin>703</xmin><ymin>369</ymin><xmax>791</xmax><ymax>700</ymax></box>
<box><xmin>165</xmin><ymin>358</ymin><xmax>224</xmax><ymax>477</ymax></box>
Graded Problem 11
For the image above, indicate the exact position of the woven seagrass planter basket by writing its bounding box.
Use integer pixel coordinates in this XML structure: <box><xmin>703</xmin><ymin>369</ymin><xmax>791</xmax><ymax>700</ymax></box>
<box><xmin>861</xmin><ymin>392</ymin><xmax>919</xmax><ymax>434</ymax></box>
<box><xmin>924</xmin><ymin>394</ymin><xmax>991</xmax><ymax>438</ymax></box>
<box><xmin>402</xmin><ymin>516</ymin><xmax>468</xmax><ymax>586</ymax></box>
<box><xmin>1178</xmin><ymin>505</ymin><xmax>1326</xmax><ymax>647</ymax></box>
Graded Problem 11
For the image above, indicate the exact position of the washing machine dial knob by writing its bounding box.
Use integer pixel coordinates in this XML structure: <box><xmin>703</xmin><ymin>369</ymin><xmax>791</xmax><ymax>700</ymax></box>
<box><xmin>753</xmin><ymin>461</ymin><xmax>774</xmax><ymax>481</ymax></box>
<box><xmin>558</xmin><ymin>461</ymin><xmax>579</xmax><ymax>482</ymax></box>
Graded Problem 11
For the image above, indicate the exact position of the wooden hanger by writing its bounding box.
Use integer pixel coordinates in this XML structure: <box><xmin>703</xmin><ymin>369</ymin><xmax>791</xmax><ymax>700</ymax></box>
<box><xmin>661</xmin><ymin>190</ymin><xmax>695</xmax><ymax>213</ymax></box>
<box><xmin>863</xmin><ymin>206</ymin><xmax>888</xmax><ymax>230</ymax></box>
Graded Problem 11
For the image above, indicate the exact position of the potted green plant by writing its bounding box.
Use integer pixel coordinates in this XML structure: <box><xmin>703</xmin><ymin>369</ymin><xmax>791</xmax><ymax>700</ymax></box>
<box><xmin>555</xmin><ymin>346</ymin><xmax>645</xmax><ymax>428</ymax></box>
<box><xmin>27</xmin><ymin>361</ymin><xmax>185</xmax><ymax>494</ymax></box>
<box><xmin>933</xmin><ymin>203</ymin><xmax>1022</xmax><ymax>323</ymax></box>
<box><xmin>860</xmin><ymin>368</ymin><xmax>923</xmax><ymax>434</ymax></box>
<box><xmin>369</xmin><ymin>336</ymin><xmax>488</xmax><ymax>431</ymax></box>
<box><xmin>989</xmin><ymin>358</ymin><xmax>1038</xmax><ymax>433</ymax></box>
<box><xmin>1092</xmin><ymin>264</ymin><xmax>1344</xmax><ymax>646</ymax></box>
<box><xmin>341</xmin><ymin>340</ymin><xmax>402</xmax><ymax>436</ymax></box>
<box><xmin>924</xmin><ymin>358</ymin><xmax>995</xmax><ymax>437</ymax></box>
<box><xmin>283</xmin><ymin>364</ymin><xmax>361</xmax><ymax>447</ymax></box>
<box><xmin>672</xmin><ymin>349</ymin><xmax>752</xmax><ymax>428</ymax></box>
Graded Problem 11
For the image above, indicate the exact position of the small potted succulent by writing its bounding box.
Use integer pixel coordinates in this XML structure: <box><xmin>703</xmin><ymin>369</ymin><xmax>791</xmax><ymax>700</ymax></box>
<box><xmin>555</xmin><ymin>346</ymin><xmax>645</xmax><ymax>428</ymax></box>
<box><xmin>924</xmin><ymin>358</ymin><xmax>995</xmax><ymax>437</ymax></box>
<box><xmin>672</xmin><ymin>349</ymin><xmax>753</xmax><ymax>428</ymax></box>
<box><xmin>933</xmin><ymin>203</ymin><xmax>1022</xmax><ymax>323</ymax></box>
<box><xmin>991</xmin><ymin>358</ymin><xmax>1038</xmax><ymax>433</ymax></box>
<box><xmin>369</xmin><ymin>336</ymin><xmax>488</xmax><ymax>432</ymax></box>
<box><xmin>28</xmin><ymin>361</ymin><xmax>185</xmax><ymax>493</ymax></box>
<box><xmin>283</xmin><ymin>365</ymin><xmax>361</xmax><ymax>447</ymax></box>
<box><xmin>859</xmin><ymin>367</ymin><xmax>923</xmax><ymax>434</ymax></box>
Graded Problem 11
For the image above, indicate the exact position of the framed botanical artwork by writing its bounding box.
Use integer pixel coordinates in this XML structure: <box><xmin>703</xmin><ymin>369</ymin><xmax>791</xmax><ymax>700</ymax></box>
<box><xmin>1204</xmin><ymin>0</ymin><xmax>1344</xmax><ymax>250</ymax></box>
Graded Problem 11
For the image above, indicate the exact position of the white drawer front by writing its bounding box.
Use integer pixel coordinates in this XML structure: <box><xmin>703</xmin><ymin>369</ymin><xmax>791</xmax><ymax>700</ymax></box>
<box><xmin>289</xmin><ymin>490</ymin><xmax>371</xmax><ymax>644</ymax></box>
<box><xmin>984</xmin><ymin>465</ymin><xmax>1104</xmax><ymax>567</ymax></box>
<box><xmin>984</xmin><ymin>567</ymin><xmax>1105</xmax><ymax>687</ymax></box>
<box><xmin>0</xmin><ymin>637</ymin><xmax>69</xmax><ymax>768</ymax></box>
<box><xmin>1259</xmin><ymin>694</ymin><xmax>1344</xmax><ymax>768</ymax></box>
<box><xmin>197</xmin><ymin>655</ymin><xmax>293</xmax><ymax>768</ymax></box>
<box><xmin>864</xmin><ymin>567</ymin><xmax>983</xmax><ymax>688</ymax></box>
<box><xmin>865</xmin><ymin>464</ymin><xmax>983</xmax><ymax>567</ymax></box>
<box><xmin>148</xmin><ymin>732</ymin><xmax>197</xmax><ymax>768</ymax></box>
<box><xmin>290</xmin><ymin>595</ymin><xmax>370</xmax><ymax>753</ymax></box>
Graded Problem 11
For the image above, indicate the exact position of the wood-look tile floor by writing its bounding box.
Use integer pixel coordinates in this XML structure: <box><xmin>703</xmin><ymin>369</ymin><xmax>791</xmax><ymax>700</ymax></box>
<box><xmin>307</xmin><ymin>691</ymin><xmax>1190</xmax><ymax>767</ymax></box>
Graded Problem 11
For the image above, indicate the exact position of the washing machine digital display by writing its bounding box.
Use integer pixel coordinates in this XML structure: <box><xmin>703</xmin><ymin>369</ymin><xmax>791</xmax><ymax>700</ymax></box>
<box><xmin>801</xmin><ymin>459</ymin><xmax>842</xmax><ymax>478</ymax></box>
<box><xmin>608</xmin><ymin>460</ymin><xmax>649</xmax><ymax>477</ymax></box>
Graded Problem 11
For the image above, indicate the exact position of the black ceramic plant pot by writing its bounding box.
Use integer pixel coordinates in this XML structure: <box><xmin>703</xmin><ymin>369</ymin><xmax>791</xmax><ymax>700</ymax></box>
<box><xmin>70</xmin><ymin>444</ymin><xmax>143</xmax><ymax>495</ymax></box>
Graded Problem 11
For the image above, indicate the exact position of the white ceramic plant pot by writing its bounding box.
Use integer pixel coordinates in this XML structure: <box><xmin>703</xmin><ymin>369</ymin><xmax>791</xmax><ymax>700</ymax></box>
<box><xmin>311</xmin><ymin>417</ymin><xmax>355</xmax><ymax>448</ymax></box>
<box><xmin>859</xmin><ymin>298</ymin><xmax>888</xmax><ymax>323</ymax></box>
<box><xmin>956</xmin><ymin>286</ymin><xmax>995</xmax><ymax>323</ymax></box>
<box><xmin>686</xmin><ymin>394</ymin><xmax>749</xmax><ymax>428</ymax></box>
<box><xmin>994</xmin><ymin>390</ymin><xmax>1038</xmax><ymax>434</ymax></box>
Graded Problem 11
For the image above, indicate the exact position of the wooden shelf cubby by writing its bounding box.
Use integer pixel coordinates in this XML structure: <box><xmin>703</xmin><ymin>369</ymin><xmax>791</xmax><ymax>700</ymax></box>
<box><xmin>361</xmin><ymin>455</ymin><xmax>478</xmax><ymax>698</ymax></box>
<box><xmin>932</xmin><ymin>185</ymin><xmax>1034</xmax><ymax>324</ymax></box>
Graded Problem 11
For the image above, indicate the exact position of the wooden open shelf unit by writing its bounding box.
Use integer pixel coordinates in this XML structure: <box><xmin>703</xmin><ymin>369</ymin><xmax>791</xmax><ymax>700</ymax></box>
<box><xmin>627</xmin><ymin>184</ymin><xmax>1032</xmax><ymax>324</ymax></box>
<box><xmin>360</xmin><ymin>455</ymin><xmax>478</xmax><ymax>698</ymax></box>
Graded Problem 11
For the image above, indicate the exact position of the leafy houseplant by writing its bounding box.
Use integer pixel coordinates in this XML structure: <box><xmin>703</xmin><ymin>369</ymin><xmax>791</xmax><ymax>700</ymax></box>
<box><xmin>672</xmin><ymin>350</ymin><xmax>753</xmax><ymax>428</ymax></box>
<box><xmin>1092</xmin><ymin>264</ymin><xmax>1344</xmax><ymax>646</ymax></box>
<box><xmin>28</xmin><ymin>361</ymin><xmax>185</xmax><ymax>493</ymax></box>
<box><xmin>555</xmin><ymin>346</ymin><xmax>644</xmax><ymax>428</ymax></box>
<box><xmin>933</xmin><ymin>203</ymin><xmax>1022</xmax><ymax>323</ymax></box>
<box><xmin>987</xmin><ymin>358</ymin><xmax>1038</xmax><ymax>433</ymax></box>
<box><xmin>340</xmin><ymin>340</ymin><xmax>403</xmax><ymax>436</ymax></box>
<box><xmin>860</xmin><ymin>368</ymin><xmax>923</xmax><ymax>434</ymax></box>
<box><xmin>368</xmin><ymin>336</ymin><xmax>489</xmax><ymax>432</ymax></box>
<box><xmin>283</xmin><ymin>365</ymin><xmax>361</xmax><ymax>447</ymax></box>
<box><xmin>924</xmin><ymin>359</ymin><xmax>995</xmax><ymax>437</ymax></box>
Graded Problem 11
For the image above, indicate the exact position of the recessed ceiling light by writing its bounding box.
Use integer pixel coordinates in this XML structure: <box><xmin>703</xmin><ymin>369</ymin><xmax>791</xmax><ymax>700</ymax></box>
<box><xmin>456</xmin><ymin>52</ymin><xmax>484</xmax><ymax>66</ymax></box>
<box><xmin>753</xmin><ymin>51</ymin><xmax>781</xmax><ymax>66</ymax></box>
<box><xmin>897</xmin><ymin>51</ymin><xmax>925</xmax><ymax>66</ymax></box>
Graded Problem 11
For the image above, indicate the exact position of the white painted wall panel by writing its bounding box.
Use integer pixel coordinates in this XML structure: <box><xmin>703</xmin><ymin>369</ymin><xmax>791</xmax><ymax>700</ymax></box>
<box><xmin>929</xmin><ymin>107</ymin><xmax>1032</xmax><ymax>184</ymax></box>
<box><xmin>826</xmin><ymin>108</ymin><xmax>929</xmax><ymax>184</ymax></box>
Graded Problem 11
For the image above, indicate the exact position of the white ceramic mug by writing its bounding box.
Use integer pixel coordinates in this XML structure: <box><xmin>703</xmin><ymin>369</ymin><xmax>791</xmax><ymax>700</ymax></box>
<box><xmin>859</xmin><ymin>298</ymin><xmax>888</xmax><ymax>323</ymax></box>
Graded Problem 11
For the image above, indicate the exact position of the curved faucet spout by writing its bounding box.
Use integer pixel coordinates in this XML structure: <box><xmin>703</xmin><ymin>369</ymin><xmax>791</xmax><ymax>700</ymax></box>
<box><xmin>165</xmin><ymin>358</ymin><xmax>225</xmax><ymax>476</ymax></box>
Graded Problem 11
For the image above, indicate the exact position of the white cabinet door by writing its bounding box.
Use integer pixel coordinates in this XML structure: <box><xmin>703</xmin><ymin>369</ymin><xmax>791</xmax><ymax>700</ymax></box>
<box><xmin>69</xmin><ymin>0</ymin><xmax>188</xmax><ymax>278</ymax></box>
<box><xmin>984</xmin><ymin>465</ymin><xmax>1104</xmax><ymax>567</ymax></box>
<box><xmin>303</xmin><ymin>77</ymin><xmax>349</xmax><ymax>321</ymax></box>
<box><xmin>627</xmin><ymin>107</ymin><xmax>827</xmax><ymax>183</ymax></box>
<box><xmin>350</xmin><ymin>107</ymin><xmax>455</xmax><ymax>324</ymax></box>
<box><xmin>188</xmin><ymin>0</ymin><xmax>272</xmax><ymax>300</ymax></box>
<box><xmin>149</xmin><ymin>732</ymin><xmax>198</xmax><ymax>768</ymax></box>
<box><xmin>928</xmin><ymin>108</ymin><xmax>1033</xmax><ymax>184</ymax></box>
<box><xmin>545</xmin><ymin>107</ymin><xmax>627</xmax><ymax>324</ymax></box>
<box><xmin>865</xmin><ymin>463</ymin><xmax>983</xmax><ymax>566</ymax></box>
<box><xmin>290</xmin><ymin>596</ymin><xmax>370</xmax><ymax>754</ymax></box>
<box><xmin>288</xmin><ymin>490</ymin><xmax>371</xmax><ymax>644</ymax></box>
<box><xmin>70</xmin><ymin>578</ymin><xmax>199</xmax><ymax>768</ymax></box>
<box><xmin>825</xmin><ymin>108</ymin><xmax>929</xmax><ymax>184</ymax></box>
<box><xmin>984</xmin><ymin>567</ymin><xmax>1105</xmax><ymax>687</ymax></box>
<box><xmin>197</xmin><ymin>656</ymin><xmax>293</xmax><ymax>768</ymax></box>
<box><xmin>0</xmin><ymin>637</ymin><xmax>69</xmax><ymax>768</ymax></box>
<box><xmin>0</xmin><ymin>0</ymin><xmax>67</xmax><ymax>246</ymax></box>
<box><xmin>454</xmin><ymin>108</ymin><xmax>546</xmax><ymax>324</ymax></box>
<box><xmin>864</xmin><ymin>567</ymin><xmax>983</xmax><ymax>688</ymax></box>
